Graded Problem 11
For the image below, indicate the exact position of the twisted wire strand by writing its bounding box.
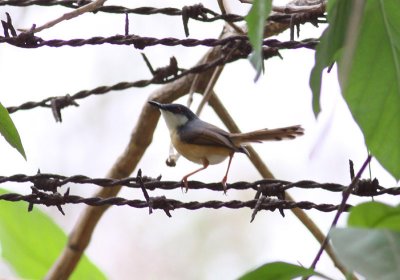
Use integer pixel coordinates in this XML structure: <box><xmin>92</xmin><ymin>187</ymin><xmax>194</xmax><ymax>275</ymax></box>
<box><xmin>0</xmin><ymin>1</ymin><xmax>242</xmax><ymax>21</ymax></box>
<box><xmin>0</xmin><ymin>1</ymin><xmax>323</xmax><ymax>24</ymax></box>
<box><xmin>0</xmin><ymin>173</ymin><xmax>396</xmax><ymax>196</ymax></box>
<box><xmin>0</xmin><ymin>192</ymin><xmax>351</xmax><ymax>212</ymax></box>
<box><xmin>0</xmin><ymin>34</ymin><xmax>319</xmax><ymax>49</ymax></box>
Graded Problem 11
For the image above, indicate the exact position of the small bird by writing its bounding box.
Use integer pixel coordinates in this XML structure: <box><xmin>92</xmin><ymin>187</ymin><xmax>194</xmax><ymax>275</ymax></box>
<box><xmin>149</xmin><ymin>101</ymin><xmax>304</xmax><ymax>192</ymax></box>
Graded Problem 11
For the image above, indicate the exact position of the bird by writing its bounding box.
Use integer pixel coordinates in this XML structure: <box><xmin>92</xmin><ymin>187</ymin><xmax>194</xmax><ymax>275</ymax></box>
<box><xmin>149</xmin><ymin>101</ymin><xmax>304</xmax><ymax>193</ymax></box>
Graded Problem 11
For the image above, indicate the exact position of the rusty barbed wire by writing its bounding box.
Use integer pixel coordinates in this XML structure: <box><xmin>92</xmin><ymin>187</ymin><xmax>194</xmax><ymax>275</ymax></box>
<box><xmin>0</xmin><ymin>172</ymin><xmax>397</xmax><ymax>197</ymax></box>
<box><xmin>6</xmin><ymin>38</ymin><xmax>317</xmax><ymax>116</ymax></box>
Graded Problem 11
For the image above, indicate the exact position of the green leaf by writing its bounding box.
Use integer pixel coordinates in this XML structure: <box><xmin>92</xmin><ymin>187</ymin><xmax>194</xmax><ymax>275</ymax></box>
<box><xmin>245</xmin><ymin>0</ymin><xmax>272</xmax><ymax>81</ymax></box>
<box><xmin>238</xmin><ymin>261</ymin><xmax>327</xmax><ymax>280</ymax></box>
<box><xmin>331</xmin><ymin>228</ymin><xmax>400</xmax><ymax>280</ymax></box>
<box><xmin>342</xmin><ymin>1</ymin><xmax>400</xmax><ymax>180</ymax></box>
<box><xmin>0</xmin><ymin>102</ymin><xmax>26</xmax><ymax>159</ymax></box>
<box><xmin>0</xmin><ymin>188</ymin><xmax>106</xmax><ymax>279</ymax></box>
<box><xmin>309</xmin><ymin>0</ymin><xmax>353</xmax><ymax>115</ymax></box>
<box><xmin>348</xmin><ymin>202</ymin><xmax>400</xmax><ymax>232</ymax></box>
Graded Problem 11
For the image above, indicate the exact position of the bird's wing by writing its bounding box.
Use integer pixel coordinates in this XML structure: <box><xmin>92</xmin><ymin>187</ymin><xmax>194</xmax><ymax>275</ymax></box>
<box><xmin>179</xmin><ymin>120</ymin><xmax>240</xmax><ymax>151</ymax></box>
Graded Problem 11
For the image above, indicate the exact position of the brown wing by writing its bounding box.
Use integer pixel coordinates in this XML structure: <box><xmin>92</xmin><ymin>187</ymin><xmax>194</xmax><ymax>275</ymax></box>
<box><xmin>178</xmin><ymin>119</ymin><xmax>241</xmax><ymax>152</ymax></box>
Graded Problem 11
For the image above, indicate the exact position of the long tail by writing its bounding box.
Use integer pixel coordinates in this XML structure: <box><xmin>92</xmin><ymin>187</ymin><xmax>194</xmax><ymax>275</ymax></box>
<box><xmin>230</xmin><ymin>125</ymin><xmax>304</xmax><ymax>144</ymax></box>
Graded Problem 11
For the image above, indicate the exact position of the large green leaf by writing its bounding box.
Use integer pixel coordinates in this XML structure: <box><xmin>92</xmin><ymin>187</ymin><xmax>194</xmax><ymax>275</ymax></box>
<box><xmin>0</xmin><ymin>102</ymin><xmax>26</xmax><ymax>159</ymax></box>
<box><xmin>331</xmin><ymin>228</ymin><xmax>400</xmax><ymax>280</ymax></box>
<box><xmin>309</xmin><ymin>0</ymin><xmax>353</xmax><ymax>115</ymax></box>
<box><xmin>342</xmin><ymin>1</ymin><xmax>400</xmax><ymax>180</ymax></box>
<box><xmin>0</xmin><ymin>188</ymin><xmax>105</xmax><ymax>279</ymax></box>
<box><xmin>238</xmin><ymin>261</ymin><xmax>329</xmax><ymax>280</ymax></box>
<box><xmin>348</xmin><ymin>202</ymin><xmax>400</xmax><ymax>232</ymax></box>
<box><xmin>245</xmin><ymin>0</ymin><xmax>272</xmax><ymax>81</ymax></box>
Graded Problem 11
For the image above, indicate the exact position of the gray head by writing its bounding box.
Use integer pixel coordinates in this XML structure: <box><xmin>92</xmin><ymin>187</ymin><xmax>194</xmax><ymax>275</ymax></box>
<box><xmin>149</xmin><ymin>101</ymin><xmax>198</xmax><ymax>131</ymax></box>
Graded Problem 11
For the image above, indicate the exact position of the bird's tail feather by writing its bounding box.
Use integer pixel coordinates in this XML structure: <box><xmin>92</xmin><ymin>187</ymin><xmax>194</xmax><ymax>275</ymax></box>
<box><xmin>230</xmin><ymin>125</ymin><xmax>304</xmax><ymax>144</ymax></box>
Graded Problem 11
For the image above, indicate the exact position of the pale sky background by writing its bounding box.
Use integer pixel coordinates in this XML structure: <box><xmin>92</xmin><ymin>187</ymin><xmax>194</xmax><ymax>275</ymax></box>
<box><xmin>0</xmin><ymin>0</ymin><xmax>398</xmax><ymax>279</ymax></box>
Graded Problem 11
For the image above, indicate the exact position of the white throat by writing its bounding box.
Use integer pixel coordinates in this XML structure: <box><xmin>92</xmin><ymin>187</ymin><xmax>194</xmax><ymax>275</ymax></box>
<box><xmin>160</xmin><ymin>110</ymin><xmax>189</xmax><ymax>133</ymax></box>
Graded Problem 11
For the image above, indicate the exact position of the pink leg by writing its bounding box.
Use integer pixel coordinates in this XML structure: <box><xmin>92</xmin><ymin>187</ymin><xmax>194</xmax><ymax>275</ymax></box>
<box><xmin>182</xmin><ymin>159</ymin><xmax>209</xmax><ymax>192</ymax></box>
<box><xmin>221</xmin><ymin>153</ymin><xmax>234</xmax><ymax>194</ymax></box>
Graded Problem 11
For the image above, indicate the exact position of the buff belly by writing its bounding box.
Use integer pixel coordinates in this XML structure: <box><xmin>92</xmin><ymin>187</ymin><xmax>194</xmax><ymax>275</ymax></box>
<box><xmin>171</xmin><ymin>132</ymin><xmax>232</xmax><ymax>165</ymax></box>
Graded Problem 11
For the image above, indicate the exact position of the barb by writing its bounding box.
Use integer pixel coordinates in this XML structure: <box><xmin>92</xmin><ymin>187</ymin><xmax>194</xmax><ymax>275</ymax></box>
<box><xmin>0</xmin><ymin>173</ymin><xmax>396</xmax><ymax>197</ymax></box>
<box><xmin>136</xmin><ymin>169</ymin><xmax>172</xmax><ymax>217</ymax></box>
<box><xmin>141</xmin><ymin>54</ymin><xmax>182</xmax><ymax>82</ymax></box>
<box><xmin>51</xmin><ymin>94</ymin><xmax>79</xmax><ymax>122</ymax></box>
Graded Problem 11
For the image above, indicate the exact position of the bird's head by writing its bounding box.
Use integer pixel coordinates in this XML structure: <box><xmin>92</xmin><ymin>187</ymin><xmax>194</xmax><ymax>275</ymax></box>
<box><xmin>149</xmin><ymin>101</ymin><xmax>198</xmax><ymax>131</ymax></box>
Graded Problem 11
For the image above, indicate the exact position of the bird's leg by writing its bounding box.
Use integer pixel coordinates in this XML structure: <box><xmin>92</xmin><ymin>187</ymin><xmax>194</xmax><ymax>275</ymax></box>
<box><xmin>181</xmin><ymin>159</ymin><xmax>209</xmax><ymax>193</ymax></box>
<box><xmin>221</xmin><ymin>152</ymin><xmax>234</xmax><ymax>194</ymax></box>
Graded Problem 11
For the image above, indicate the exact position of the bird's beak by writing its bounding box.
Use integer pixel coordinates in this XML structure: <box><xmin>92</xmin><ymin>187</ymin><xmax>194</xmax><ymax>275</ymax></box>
<box><xmin>148</xmin><ymin>101</ymin><xmax>164</xmax><ymax>110</ymax></box>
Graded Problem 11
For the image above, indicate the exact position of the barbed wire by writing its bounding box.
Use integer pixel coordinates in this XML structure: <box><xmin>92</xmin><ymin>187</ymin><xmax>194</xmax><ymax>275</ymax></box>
<box><xmin>0</xmin><ymin>1</ymin><xmax>325</xmax><ymax>25</ymax></box>
<box><xmin>6</xmin><ymin>38</ymin><xmax>317</xmax><ymax>119</ymax></box>
<box><xmin>0</xmin><ymin>3</ymin><xmax>320</xmax><ymax>120</ymax></box>
<box><xmin>0</xmin><ymin>32</ymin><xmax>319</xmax><ymax>49</ymax></box>
<box><xmin>0</xmin><ymin>191</ymin><xmax>350</xmax><ymax>213</ymax></box>
<box><xmin>0</xmin><ymin>2</ymin><xmax>242</xmax><ymax>22</ymax></box>
<box><xmin>4</xmin><ymin>51</ymin><xmax>238</xmax><ymax>116</ymax></box>
<box><xmin>0</xmin><ymin>170</ymin><xmax>393</xmax><ymax>218</ymax></box>
<box><xmin>0</xmin><ymin>172</ymin><xmax>396</xmax><ymax>197</ymax></box>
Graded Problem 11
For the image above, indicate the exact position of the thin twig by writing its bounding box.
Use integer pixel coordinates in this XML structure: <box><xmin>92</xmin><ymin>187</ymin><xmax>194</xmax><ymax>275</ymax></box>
<box><xmin>19</xmin><ymin>0</ymin><xmax>107</xmax><ymax>33</ymax></box>
<box><xmin>308</xmin><ymin>155</ymin><xmax>372</xmax><ymax>277</ymax></box>
<box><xmin>195</xmin><ymin>65</ymin><xmax>224</xmax><ymax>115</ymax></box>
<box><xmin>217</xmin><ymin>0</ymin><xmax>244</xmax><ymax>34</ymax></box>
<box><xmin>239</xmin><ymin>0</ymin><xmax>327</xmax><ymax>13</ymax></box>
<box><xmin>186</xmin><ymin>73</ymin><xmax>201</xmax><ymax>107</ymax></box>
<box><xmin>272</xmin><ymin>2</ymin><xmax>327</xmax><ymax>14</ymax></box>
